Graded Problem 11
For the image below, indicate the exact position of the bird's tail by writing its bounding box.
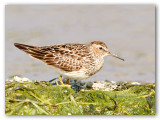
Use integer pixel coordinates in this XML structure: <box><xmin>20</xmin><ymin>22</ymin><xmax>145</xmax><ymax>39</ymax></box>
<box><xmin>14</xmin><ymin>43</ymin><xmax>35</xmax><ymax>51</ymax></box>
<box><xmin>14</xmin><ymin>43</ymin><xmax>46</xmax><ymax>60</ymax></box>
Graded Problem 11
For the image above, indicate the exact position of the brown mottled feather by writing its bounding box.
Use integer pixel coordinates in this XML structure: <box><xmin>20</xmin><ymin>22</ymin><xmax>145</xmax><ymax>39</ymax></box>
<box><xmin>14</xmin><ymin>41</ymin><xmax>124</xmax><ymax>80</ymax></box>
<box><xmin>14</xmin><ymin>43</ymin><xmax>89</xmax><ymax>72</ymax></box>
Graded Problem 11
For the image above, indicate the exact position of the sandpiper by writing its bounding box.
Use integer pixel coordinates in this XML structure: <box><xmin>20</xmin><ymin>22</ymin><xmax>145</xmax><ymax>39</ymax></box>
<box><xmin>14</xmin><ymin>41</ymin><xmax>124</xmax><ymax>85</ymax></box>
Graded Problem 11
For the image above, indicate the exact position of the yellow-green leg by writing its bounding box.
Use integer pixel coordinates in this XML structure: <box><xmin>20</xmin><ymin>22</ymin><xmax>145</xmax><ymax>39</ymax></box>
<box><xmin>59</xmin><ymin>75</ymin><xmax>64</xmax><ymax>85</ymax></box>
<box><xmin>58</xmin><ymin>76</ymin><xmax>71</xmax><ymax>88</ymax></box>
<box><xmin>66</xmin><ymin>79</ymin><xmax>69</xmax><ymax>85</ymax></box>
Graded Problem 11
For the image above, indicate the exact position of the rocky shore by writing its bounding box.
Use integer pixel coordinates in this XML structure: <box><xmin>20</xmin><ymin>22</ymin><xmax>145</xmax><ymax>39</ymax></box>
<box><xmin>5</xmin><ymin>76</ymin><xmax>155</xmax><ymax>115</ymax></box>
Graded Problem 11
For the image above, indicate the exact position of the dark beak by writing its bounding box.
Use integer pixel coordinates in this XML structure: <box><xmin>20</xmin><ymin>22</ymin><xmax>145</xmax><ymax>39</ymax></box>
<box><xmin>108</xmin><ymin>52</ymin><xmax>124</xmax><ymax>61</ymax></box>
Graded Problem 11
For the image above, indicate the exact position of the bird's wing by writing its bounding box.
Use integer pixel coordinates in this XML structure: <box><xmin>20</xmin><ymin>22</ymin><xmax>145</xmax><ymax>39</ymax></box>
<box><xmin>14</xmin><ymin>43</ymin><xmax>89</xmax><ymax>72</ymax></box>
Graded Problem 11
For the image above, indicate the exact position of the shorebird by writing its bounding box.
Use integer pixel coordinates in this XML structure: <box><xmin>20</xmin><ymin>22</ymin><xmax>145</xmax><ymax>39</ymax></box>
<box><xmin>14</xmin><ymin>41</ymin><xmax>124</xmax><ymax>85</ymax></box>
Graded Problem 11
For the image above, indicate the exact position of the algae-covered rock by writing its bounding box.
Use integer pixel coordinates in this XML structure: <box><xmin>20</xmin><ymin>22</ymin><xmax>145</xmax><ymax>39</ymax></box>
<box><xmin>5</xmin><ymin>76</ymin><xmax>155</xmax><ymax>115</ymax></box>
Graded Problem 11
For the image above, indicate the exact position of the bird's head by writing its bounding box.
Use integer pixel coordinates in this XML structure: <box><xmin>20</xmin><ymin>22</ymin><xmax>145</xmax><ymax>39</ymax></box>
<box><xmin>90</xmin><ymin>41</ymin><xmax>124</xmax><ymax>61</ymax></box>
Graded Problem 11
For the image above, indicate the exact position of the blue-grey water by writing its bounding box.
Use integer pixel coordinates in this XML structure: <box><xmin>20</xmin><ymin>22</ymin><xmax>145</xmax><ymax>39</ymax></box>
<box><xmin>5</xmin><ymin>5</ymin><xmax>155</xmax><ymax>82</ymax></box>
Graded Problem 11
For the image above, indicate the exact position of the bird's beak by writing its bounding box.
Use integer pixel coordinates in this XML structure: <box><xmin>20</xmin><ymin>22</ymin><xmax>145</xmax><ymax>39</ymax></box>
<box><xmin>107</xmin><ymin>51</ymin><xmax>124</xmax><ymax>61</ymax></box>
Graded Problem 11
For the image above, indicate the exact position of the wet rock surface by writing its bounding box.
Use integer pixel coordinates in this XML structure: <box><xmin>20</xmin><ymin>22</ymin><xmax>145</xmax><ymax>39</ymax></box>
<box><xmin>5</xmin><ymin>76</ymin><xmax>155</xmax><ymax>115</ymax></box>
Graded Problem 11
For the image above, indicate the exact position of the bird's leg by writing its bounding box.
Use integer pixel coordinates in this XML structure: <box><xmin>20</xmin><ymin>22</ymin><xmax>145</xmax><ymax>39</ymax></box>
<box><xmin>58</xmin><ymin>76</ymin><xmax>71</xmax><ymax>88</ymax></box>
<box><xmin>59</xmin><ymin>75</ymin><xmax>64</xmax><ymax>85</ymax></box>
<box><xmin>66</xmin><ymin>79</ymin><xmax>69</xmax><ymax>85</ymax></box>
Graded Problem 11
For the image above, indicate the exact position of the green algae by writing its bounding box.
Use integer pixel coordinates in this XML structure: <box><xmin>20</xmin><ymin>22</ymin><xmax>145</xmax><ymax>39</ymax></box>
<box><xmin>5</xmin><ymin>77</ymin><xmax>155</xmax><ymax>115</ymax></box>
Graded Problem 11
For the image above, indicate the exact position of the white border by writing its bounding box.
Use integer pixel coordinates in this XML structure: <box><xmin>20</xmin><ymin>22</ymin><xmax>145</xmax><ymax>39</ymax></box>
<box><xmin>1</xmin><ymin>0</ymin><xmax>158</xmax><ymax>4</ymax></box>
<box><xmin>1</xmin><ymin>0</ymin><xmax>159</xmax><ymax>120</ymax></box>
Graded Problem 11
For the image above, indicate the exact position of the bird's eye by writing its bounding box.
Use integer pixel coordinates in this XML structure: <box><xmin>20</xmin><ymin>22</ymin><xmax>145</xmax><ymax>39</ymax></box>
<box><xmin>99</xmin><ymin>47</ymin><xmax>103</xmax><ymax>50</ymax></box>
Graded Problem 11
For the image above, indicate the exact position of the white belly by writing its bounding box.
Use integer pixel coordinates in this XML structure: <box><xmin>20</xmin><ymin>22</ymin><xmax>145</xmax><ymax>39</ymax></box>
<box><xmin>51</xmin><ymin>66</ymin><xmax>89</xmax><ymax>80</ymax></box>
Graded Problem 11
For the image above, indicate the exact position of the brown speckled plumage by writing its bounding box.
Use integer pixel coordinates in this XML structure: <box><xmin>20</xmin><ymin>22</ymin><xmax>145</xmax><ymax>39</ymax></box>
<box><xmin>14</xmin><ymin>41</ymin><xmax>124</xmax><ymax>81</ymax></box>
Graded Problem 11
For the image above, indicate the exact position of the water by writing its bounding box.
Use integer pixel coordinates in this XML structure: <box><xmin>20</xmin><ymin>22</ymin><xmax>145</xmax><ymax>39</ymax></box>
<box><xmin>5</xmin><ymin>5</ymin><xmax>155</xmax><ymax>82</ymax></box>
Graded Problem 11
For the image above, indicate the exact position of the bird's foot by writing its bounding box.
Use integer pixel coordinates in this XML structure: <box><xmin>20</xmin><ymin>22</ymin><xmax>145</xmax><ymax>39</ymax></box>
<box><xmin>57</xmin><ymin>76</ymin><xmax>71</xmax><ymax>88</ymax></box>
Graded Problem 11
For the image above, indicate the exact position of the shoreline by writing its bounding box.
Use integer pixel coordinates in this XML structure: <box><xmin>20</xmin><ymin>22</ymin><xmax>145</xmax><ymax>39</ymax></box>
<box><xmin>5</xmin><ymin>76</ymin><xmax>155</xmax><ymax>115</ymax></box>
